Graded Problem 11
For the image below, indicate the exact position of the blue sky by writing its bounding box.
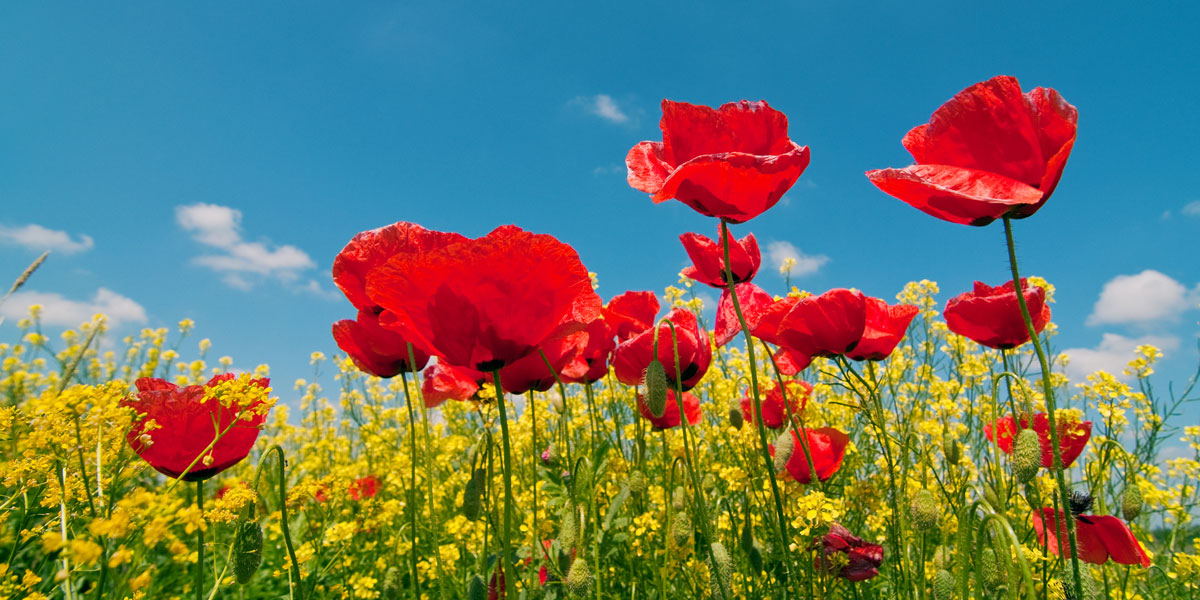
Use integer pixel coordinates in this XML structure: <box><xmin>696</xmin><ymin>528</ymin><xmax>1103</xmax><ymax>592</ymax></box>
<box><xmin>2</xmin><ymin>2</ymin><xmax>1198</xmax><ymax>415</ymax></box>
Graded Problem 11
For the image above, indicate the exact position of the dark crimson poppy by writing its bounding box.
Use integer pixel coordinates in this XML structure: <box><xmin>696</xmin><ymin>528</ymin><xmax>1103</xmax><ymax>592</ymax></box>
<box><xmin>740</xmin><ymin>380</ymin><xmax>811</xmax><ymax>429</ymax></box>
<box><xmin>774</xmin><ymin>289</ymin><xmax>918</xmax><ymax>361</ymax></box>
<box><xmin>611</xmin><ymin>307</ymin><xmax>712</xmax><ymax>391</ymax></box>
<box><xmin>499</xmin><ymin>331</ymin><xmax>589</xmax><ymax>395</ymax></box>
<box><xmin>366</xmin><ymin>225</ymin><xmax>603</xmax><ymax>372</ymax></box>
<box><xmin>562</xmin><ymin>318</ymin><xmax>616</xmax><ymax>385</ymax></box>
<box><xmin>421</xmin><ymin>361</ymin><xmax>483</xmax><ymax>408</ymax></box>
<box><xmin>637</xmin><ymin>389</ymin><xmax>702</xmax><ymax>430</ymax></box>
<box><xmin>866</xmin><ymin>75</ymin><xmax>1078</xmax><ymax>226</ymax></box>
<box><xmin>121</xmin><ymin>374</ymin><xmax>271</xmax><ymax>481</ymax></box>
<box><xmin>602</xmin><ymin>291</ymin><xmax>660</xmax><ymax>342</ymax></box>
<box><xmin>332</xmin><ymin>309</ymin><xmax>431</xmax><ymax>378</ymax></box>
<box><xmin>944</xmin><ymin>279</ymin><xmax>1051</xmax><ymax>349</ymax></box>
<box><xmin>332</xmin><ymin>222</ymin><xmax>468</xmax><ymax>312</ymax></box>
<box><xmin>349</xmin><ymin>475</ymin><xmax>379</xmax><ymax>500</ymax></box>
<box><xmin>713</xmin><ymin>283</ymin><xmax>773</xmax><ymax>347</ymax></box>
<box><xmin>488</xmin><ymin>565</ymin><xmax>505</xmax><ymax>600</ymax></box>
<box><xmin>1032</xmin><ymin>508</ymin><xmax>1151</xmax><ymax>567</ymax></box>
<box><xmin>748</xmin><ymin>296</ymin><xmax>812</xmax><ymax>375</ymax></box>
<box><xmin>985</xmin><ymin>413</ymin><xmax>1092</xmax><ymax>469</ymax></box>
<box><xmin>816</xmin><ymin>523</ymin><xmax>884</xmax><ymax>581</ymax></box>
<box><xmin>627</xmin><ymin>100</ymin><xmax>811</xmax><ymax>223</ymax></box>
<box><xmin>777</xmin><ymin>427</ymin><xmax>849</xmax><ymax>484</ymax></box>
<box><xmin>680</xmin><ymin>228</ymin><xmax>761</xmax><ymax>288</ymax></box>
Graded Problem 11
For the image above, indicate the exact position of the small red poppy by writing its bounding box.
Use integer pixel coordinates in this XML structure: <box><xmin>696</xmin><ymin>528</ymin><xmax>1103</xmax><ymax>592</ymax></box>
<box><xmin>740</xmin><ymin>380</ymin><xmax>811</xmax><ymax>429</ymax></box>
<box><xmin>777</xmin><ymin>426</ymin><xmax>849</xmax><ymax>484</ymax></box>
<box><xmin>748</xmin><ymin>296</ymin><xmax>812</xmax><ymax>375</ymax></box>
<box><xmin>944</xmin><ymin>279</ymin><xmax>1051</xmax><ymax>349</ymax></box>
<box><xmin>121</xmin><ymin>374</ymin><xmax>271</xmax><ymax>481</ymax></box>
<box><xmin>637</xmin><ymin>388</ymin><xmax>703</xmax><ymax>430</ymax></box>
<box><xmin>713</xmin><ymin>282</ymin><xmax>774</xmax><ymax>347</ymax></box>
<box><xmin>866</xmin><ymin>75</ymin><xmax>1078</xmax><ymax>226</ymax></box>
<box><xmin>561</xmin><ymin>318</ymin><xmax>617</xmax><ymax>385</ymax></box>
<box><xmin>366</xmin><ymin>225</ymin><xmax>603</xmax><ymax>372</ymax></box>
<box><xmin>816</xmin><ymin>523</ymin><xmax>884</xmax><ymax>581</ymax></box>
<box><xmin>602</xmin><ymin>291</ymin><xmax>660</xmax><ymax>342</ymax></box>
<box><xmin>332</xmin><ymin>309</ymin><xmax>431</xmax><ymax>378</ymax></box>
<box><xmin>611</xmin><ymin>307</ymin><xmax>712</xmax><ymax>391</ymax></box>
<box><xmin>499</xmin><ymin>331</ymin><xmax>589</xmax><ymax>395</ymax></box>
<box><xmin>627</xmin><ymin>100</ymin><xmax>811</xmax><ymax>223</ymax></box>
<box><xmin>421</xmin><ymin>360</ymin><xmax>484</xmax><ymax>408</ymax></box>
<box><xmin>332</xmin><ymin>221</ymin><xmax>468</xmax><ymax>312</ymax></box>
<box><xmin>774</xmin><ymin>289</ymin><xmax>918</xmax><ymax>361</ymax></box>
<box><xmin>1032</xmin><ymin>508</ymin><xmax>1151</xmax><ymax>567</ymax></box>
<box><xmin>680</xmin><ymin>227</ymin><xmax>761</xmax><ymax>288</ymax></box>
<box><xmin>348</xmin><ymin>475</ymin><xmax>379</xmax><ymax>501</ymax></box>
<box><xmin>985</xmin><ymin>413</ymin><xmax>1092</xmax><ymax>469</ymax></box>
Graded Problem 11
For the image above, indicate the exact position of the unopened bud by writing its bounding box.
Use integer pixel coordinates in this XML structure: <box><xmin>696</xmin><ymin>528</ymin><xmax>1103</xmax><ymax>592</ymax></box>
<box><xmin>672</xmin><ymin>485</ymin><xmax>687</xmax><ymax>510</ymax></box>
<box><xmin>461</xmin><ymin>467</ymin><xmax>486</xmax><ymax>521</ymax></box>
<box><xmin>933</xmin><ymin>569</ymin><xmax>955</xmax><ymax>600</ymax></box>
<box><xmin>944</xmin><ymin>438</ymin><xmax>961</xmax><ymax>466</ymax></box>
<box><xmin>910</xmin><ymin>489</ymin><xmax>940</xmax><ymax>530</ymax></box>
<box><xmin>232</xmin><ymin>520</ymin><xmax>264</xmax><ymax>584</ymax></box>
<box><xmin>1013</xmin><ymin>429</ymin><xmax>1041</xmax><ymax>483</ymax></box>
<box><xmin>932</xmin><ymin>546</ymin><xmax>952</xmax><ymax>570</ymax></box>
<box><xmin>1121</xmin><ymin>481</ymin><xmax>1142</xmax><ymax>521</ymax></box>
<box><xmin>565</xmin><ymin>557</ymin><xmax>592</xmax><ymax>597</ymax></box>
<box><xmin>980</xmin><ymin>548</ymin><xmax>1006</xmax><ymax>587</ymax></box>
<box><xmin>558</xmin><ymin>503</ymin><xmax>578</xmax><ymax>550</ymax></box>
<box><xmin>773</xmin><ymin>431</ymin><xmax>794</xmax><ymax>473</ymax></box>
<box><xmin>380</xmin><ymin>567</ymin><xmax>402</xmax><ymax>600</ymax></box>
<box><xmin>747</xmin><ymin>541</ymin><xmax>764</xmax><ymax>574</ymax></box>
<box><xmin>672</xmin><ymin>511</ymin><xmax>692</xmax><ymax>549</ymax></box>
<box><xmin>627</xmin><ymin>470</ymin><xmax>647</xmax><ymax>494</ymax></box>
<box><xmin>709</xmin><ymin>542</ymin><xmax>733</xmax><ymax>599</ymax></box>
<box><xmin>644</xmin><ymin>359</ymin><xmax>669</xmax><ymax>418</ymax></box>
<box><xmin>728</xmin><ymin>404</ymin><xmax>744</xmax><ymax>430</ymax></box>
<box><xmin>740</xmin><ymin>506</ymin><xmax>754</xmax><ymax>553</ymax></box>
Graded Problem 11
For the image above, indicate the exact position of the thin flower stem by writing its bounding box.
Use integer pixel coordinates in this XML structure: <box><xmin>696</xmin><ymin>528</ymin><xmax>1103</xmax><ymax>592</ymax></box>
<box><xmin>1002</xmin><ymin>216</ymin><xmax>1084</xmax><ymax>599</ymax></box>
<box><xmin>489</xmin><ymin>369</ymin><xmax>516</xmax><ymax>597</ymax></box>
<box><xmin>196</xmin><ymin>479</ymin><xmax>205</xmax><ymax>600</ymax></box>
<box><xmin>399</xmin><ymin>371</ymin><xmax>420</xmax><ymax>598</ymax></box>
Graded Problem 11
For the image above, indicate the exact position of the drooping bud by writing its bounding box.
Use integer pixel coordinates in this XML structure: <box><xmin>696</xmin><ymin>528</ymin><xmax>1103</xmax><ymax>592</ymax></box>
<box><xmin>1013</xmin><ymin>428</ymin><xmax>1041</xmax><ymax>483</ymax></box>
<box><xmin>739</xmin><ymin>505</ymin><xmax>754</xmax><ymax>554</ymax></box>
<box><xmin>232</xmin><ymin>519</ymin><xmax>264</xmax><ymax>584</ymax></box>
<box><xmin>747</xmin><ymin>541</ymin><xmax>764</xmax><ymax>574</ymax></box>
<box><xmin>983</xmin><ymin>482</ymin><xmax>1006</xmax><ymax>512</ymax></box>
<box><xmin>944</xmin><ymin>438</ymin><xmax>961</xmax><ymax>466</ymax></box>
<box><xmin>708</xmin><ymin>542</ymin><xmax>733</xmax><ymax>599</ymax></box>
<box><xmin>1121</xmin><ymin>481</ymin><xmax>1142</xmax><ymax>521</ymax></box>
<box><xmin>380</xmin><ymin>567</ymin><xmax>403</xmax><ymax>600</ymax></box>
<box><xmin>627</xmin><ymin>470</ymin><xmax>647</xmax><ymax>494</ymax></box>
<box><xmin>1068</xmin><ymin>489</ymin><xmax>1094</xmax><ymax>516</ymax></box>
<box><xmin>644</xmin><ymin>359</ymin><xmax>669</xmax><ymax>418</ymax></box>
<box><xmin>565</xmin><ymin>557</ymin><xmax>593</xmax><ymax>597</ymax></box>
<box><xmin>671</xmin><ymin>486</ymin><xmax>687</xmax><ymax>511</ymax></box>
<box><xmin>466</xmin><ymin>574</ymin><xmax>486</xmax><ymax>600</ymax></box>
<box><xmin>933</xmin><ymin>569</ymin><xmax>955</xmax><ymax>600</ymax></box>
<box><xmin>461</xmin><ymin>467</ymin><xmax>486</xmax><ymax>521</ymax></box>
<box><xmin>558</xmin><ymin>503</ymin><xmax>578</xmax><ymax>550</ymax></box>
<box><xmin>728</xmin><ymin>404</ymin><xmax>744</xmax><ymax>430</ymax></box>
<box><xmin>980</xmin><ymin>548</ymin><xmax>1006</xmax><ymax>587</ymax></box>
<box><xmin>910</xmin><ymin>489</ymin><xmax>940</xmax><ymax>530</ymax></box>
<box><xmin>772</xmin><ymin>430</ymin><xmax>794</xmax><ymax>473</ymax></box>
<box><xmin>932</xmin><ymin>546</ymin><xmax>951</xmax><ymax>570</ymax></box>
<box><xmin>672</xmin><ymin>511</ymin><xmax>693</xmax><ymax>549</ymax></box>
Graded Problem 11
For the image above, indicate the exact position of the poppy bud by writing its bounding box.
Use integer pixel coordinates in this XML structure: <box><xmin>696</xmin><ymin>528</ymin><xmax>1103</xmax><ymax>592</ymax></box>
<box><xmin>709</xmin><ymin>542</ymin><xmax>733</xmax><ymax>598</ymax></box>
<box><xmin>728</xmin><ymin>404</ymin><xmax>744</xmax><ymax>430</ymax></box>
<box><xmin>627</xmin><ymin>470</ymin><xmax>647</xmax><ymax>494</ymax></box>
<box><xmin>461</xmin><ymin>467</ymin><xmax>486</xmax><ymax>521</ymax></box>
<box><xmin>945</xmin><ymin>439</ymin><xmax>961</xmax><ymax>466</ymax></box>
<box><xmin>747</xmin><ymin>541</ymin><xmax>764</xmax><ymax>574</ymax></box>
<box><xmin>643</xmin><ymin>359</ymin><xmax>669</xmax><ymax>418</ymax></box>
<box><xmin>933</xmin><ymin>569</ymin><xmax>955</xmax><ymax>600</ymax></box>
<box><xmin>772</xmin><ymin>430</ymin><xmax>794</xmax><ymax>473</ymax></box>
<box><xmin>932</xmin><ymin>546</ymin><xmax>952</xmax><ymax>570</ymax></box>
<box><xmin>1121</xmin><ymin>481</ymin><xmax>1142</xmax><ymax>521</ymax></box>
<box><xmin>672</xmin><ymin>512</ymin><xmax>693</xmax><ymax>549</ymax></box>
<box><xmin>558</xmin><ymin>503</ymin><xmax>578</xmax><ymax>550</ymax></box>
<box><xmin>1013</xmin><ymin>428</ymin><xmax>1041</xmax><ymax>483</ymax></box>
<box><xmin>910</xmin><ymin>489</ymin><xmax>939</xmax><ymax>530</ymax></box>
<box><xmin>740</xmin><ymin>506</ymin><xmax>754</xmax><ymax>554</ymax></box>
<box><xmin>381</xmin><ymin>567</ymin><xmax>402</xmax><ymax>599</ymax></box>
<box><xmin>983</xmin><ymin>482</ymin><xmax>1005</xmax><ymax>512</ymax></box>
<box><xmin>542</xmin><ymin>442</ymin><xmax>560</xmax><ymax>465</ymax></box>
<box><xmin>565</xmin><ymin>557</ymin><xmax>592</xmax><ymax>597</ymax></box>
<box><xmin>672</xmin><ymin>486</ymin><xmax>687</xmax><ymax>511</ymax></box>
<box><xmin>232</xmin><ymin>519</ymin><xmax>264</xmax><ymax>584</ymax></box>
<box><xmin>1060</xmin><ymin>563</ymin><xmax>1098</xmax><ymax>600</ymax></box>
<box><xmin>466</xmin><ymin>574</ymin><xmax>486</xmax><ymax>600</ymax></box>
<box><xmin>980</xmin><ymin>548</ymin><xmax>1006</xmax><ymax>587</ymax></box>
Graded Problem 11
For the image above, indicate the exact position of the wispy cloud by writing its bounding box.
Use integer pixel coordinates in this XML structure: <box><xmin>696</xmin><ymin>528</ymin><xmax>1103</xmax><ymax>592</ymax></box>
<box><xmin>1062</xmin><ymin>332</ymin><xmax>1180</xmax><ymax>382</ymax></box>
<box><xmin>1086</xmin><ymin>270</ymin><xmax>1198</xmax><ymax>326</ymax></box>
<box><xmin>767</xmin><ymin>241</ymin><xmax>829</xmax><ymax>278</ymax></box>
<box><xmin>176</xmin><ymin>203</ymin><xmax>318</xmax><ymax>291</ymax></box>
<box><xmin>0</xmin><ymin>288</ymin><xmax>147</xmax><ymax>329</ymax></box>
<box><xmin>592</xmin><ymin>164</ymin><xmax>625</xmax><ymax>176</ymax></box>
<box><xmin>571</xmin><ymin>94</ymin><xmax>631</xmax><ymax>124</ymax></box>
<box><xmin>1182</xmin><ymin>200</ymin><xmax>1200</xmax><ymax>217</ymax></box>
<box><xmin>0</xmin><ymin>223</ymin><xmax>94</xmax><ymax>255</ymax></box>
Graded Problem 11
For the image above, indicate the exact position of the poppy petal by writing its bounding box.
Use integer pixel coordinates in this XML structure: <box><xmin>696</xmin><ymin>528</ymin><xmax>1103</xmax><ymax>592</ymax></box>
<box><xmin>714</xmin><ymin>283</ymin><xmax>773</xmax><ymax>347</ymax></box>
<box><xmin>655</xmin><ymin>148</ymin><xmax>811</xmax><ymax>224</ymax></box>
<box><xmin>625</xmin><ymin>141</ymin><xmax>671</xmax><ymax>195</ymax></box>
<box><xmin>866</xmin><ymin>165</ymin><xmax>1044</xmax><ymax>226</ymax></box>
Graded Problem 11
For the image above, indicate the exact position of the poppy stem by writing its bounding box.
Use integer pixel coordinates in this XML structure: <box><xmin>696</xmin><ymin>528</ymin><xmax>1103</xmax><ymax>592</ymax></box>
<box><xmin>399</xmin><ymin>370</ymin><xmax>420</xmax><ymax>598</ymax></box>
<box><xmin>1002</xmin><ymin>216</ymin><xmax>1083</xmax><ymax>600</ymax></box>
<box><xmin>718</xmin><ymin>221</ymin><xmax>793</xmax><ymax>590</ymax></box>
<box><xmin>196</xmin><ymin>479</ymin><xmax>204</xmax><ymax>600</ymax></box>
<box><xmin>490</xmin><ymin>369</ymin><xmax>516</xmax><ymax>597</ymax></box>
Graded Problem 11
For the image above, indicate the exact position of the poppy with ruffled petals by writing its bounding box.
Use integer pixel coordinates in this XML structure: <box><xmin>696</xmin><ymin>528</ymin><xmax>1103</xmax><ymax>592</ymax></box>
<box><xmin>985</xmin><ymin>412</ymin><xmax>1092</xmax><ymax>469</ymax></box>
<box><xmin>713</xmin><ymin>282</ymin><xmax>773</xmax><ymax>347</ymax></box>
<box><xmin>611</xmin><ymin>307</ymin><xmax>712</xmax><ymax>391</ymax></box>
<box><xmin>333</xmin><ymin>222</ymin><xmax>468</xmax><ymax>312</ymax></box>
<box><xmin>562</xmin><ymin>318</ymin><xmax>616</xmax><ymax>385</ymax></box>
<box><xmin>1032</xmin><ymin>508</ymin><xmax>1150</xmax><ymax>567</ymax></box>
<box><xmin>637</xmin><ymin>389</ymin><xmax>702</xmax><ymax>430</ymax></box>
<box><xmin>348</xmin><ymin>475</ymin><xmax>379</xmax><ymax>500</ymax></box>
<box><xmin>627</xmin><ymin>100</ymin><xmax>811</xmax><ymax>223</ymax></box>
<box><xmin>366</xmin><ymin>225</ymin><xmax>603</xmax><ymax>372</ymax></box>
<box><xmin>944</xmin><ymin>279</ymin><xmax>1051</xmax><ymax>349</ymax></box>
<box><xmin>816</xmin><ymin>524</ymin><xmax>884</xmax><ymax>581</ymax></box>
<box><xmin>602</xmin><ymin>291</ymin><xmax>660</xmax><ymax>342</ymax></box>
<box><xmin>121</xmin><ymin>374</ymin><xmax>271</xmax><ymax>481</ymax></box>
<box><xmin>740</xmin><ymin>380</ymin><xmax>811</xmax><ymax>429</ymax></box>
<box><xmin>748</xmin><ymin>296</ymin><xmax>812</xmax><ymax>375</ymax></box>
<box><xmin>420</xmin><ymin>361</ymin><xmax>484</xmax><ymax>408</ymax></box>
<box><xmin>332</xmin><ymin>309</ymin><xmax>431</xmax><ymax>378</ymax></box>
<box><xmin>774</xmin><ymin>289</ymin><xmax>918</xmax><ymax>361</ymax></box>
<box><xmin>866</xmin><ymin>75</ymin><xmax>1078</xmax><ymax>226</ymax></box>
<box><xmin>780</xmin><ymin>427</ymin><xmax>849</xmax><ymax>484</ymax></box>
<box><xmin>499</xmin><ymin>331</ymin><xmax>589</xmax><ymax>395</ymax></box>
<box><xmin>680</xmin><ymin>228</ymin><xmax>760</xmax><ymax>288</ymax></box>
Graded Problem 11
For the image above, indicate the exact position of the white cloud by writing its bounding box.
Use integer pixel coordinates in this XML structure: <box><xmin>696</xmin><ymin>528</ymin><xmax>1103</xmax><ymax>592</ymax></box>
<box><xmin>1062</xmin><ymin>333</ymin><xmax>1180</xmax><ymax>382</ymax></box>
<box><xmin>0</xmin><ymin>288</ymin><xmax>147</xmax><ymax>329</ymax></box>
<box><xmin>176</xmin><ymin>203</ymin><xmax>317</xmax><ymax>290</ymax></box>
<box><xmin>592</xmin><ymin>164</ymin><xmax>625</xmax><ymax>176</ymax></box>
<box><xmin>1086</xmin><ymin>270</ymin><xmax>1196</xmax><ymax>326</ymax></box>
<box><xmin>572</xmin><ymin>94</ymin><xmax>630</xmax><ymax>124</ymax></box>
<box><xmin>0</xmin><ymin>224</ymin><xmax>94</xmax><ymax>254</ymax></box>
<box><xmin>1182</xmin><ymin>200</ymin><xmax>1200</xmax><ymax>217</ymax></box>
<box><xmin>767</xmin><ymin>241</ymin><xmax>829</xmax><ymax>278</ymax></box>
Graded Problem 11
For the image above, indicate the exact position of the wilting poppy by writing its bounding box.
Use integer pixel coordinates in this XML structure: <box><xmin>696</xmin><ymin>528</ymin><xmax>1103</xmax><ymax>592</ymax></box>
<box><xmin>121</xmin><ymin>374</ymin><xmax>272</xmax><ymax>481</ymax></box>
<box><xmin>332</xmin><ymin>309</ymin><xmax>431</xmax><ymax>378</ymax></box>
<box><xmin>421</xmin><ymin>361</ymin><xmax>484</xmax><ymax>408</ymax></box>
<box><xmin>611</xmin><ymin>307</ymin><xmax>712</xmax><ymax>391</ymax></box>
<box><xmin>627</xmin><ymin>99</ymin><xmax>811</xmax><ymax>223</ymax></box>
<box><xmin>349</xmin><ymin>475</ymin><xmax>379</xmax><ymax>500</ymax></box>
<box><xmin>816</xmin><ymin>524</ymin><xmax>884</xmax><ymax>581</ymax></box>
<box><xmin>774</xmin><ymin>289</ymin><xmax>918</xmax><ymax>361</ymax></box>
<box><xmin>740</xmin><ymin>380</ymin><xmax>811</xmax><ymax>429</ymax></box>
<box><xmin>866</xmin><ymin>75</ymin><xmax>1078</xmax><ymax>226</ymax></box>
<box><xmin>680</xmin><ymin>228</ymin><xmax>761</xmax><ymax>288</ymax></box>
<box><xmin>499</xmin><ymin>331</ymin><xmax>589</xmax><ymax>394</ymax></box>
<box><xmin>985</xmin><ymin>413</ymin><xmax>1092</xmax><ymax>469</ymax></box>
<box><xmin>713</xmin><ymin>282</ymin><xmax>774</xmax><ymax>347</ymax></box>
<box><xmin>602</xmin><ymin>291</ymin><xmax>660</xmax><ymax>342</ymax></box>
<box><xmin>366</xmin><ymin>225</ymin><xmax>603</xmax><ymax>372</ymax></box>
<box><xmin>778</xmin><ymin>427</ymin><xmax>849</xmax><ymax>484</ymax></box>
<box><xmin>637</xmin><ymin>389</ymin><xmax>703</xmax><ymax>430</ymax></box>
<box><xmin>748</xmin><ymin>296</ymin><xmax>812</xmax><ymax>375</ymax></box>
<box><xmin>332</xmin><ymin>221</ymin><xmax>468</xmax><ymax>312</ymax></box>
<box><xmin>944</xmin><ymin>279</ymin><xmax>1051</xmax><ymax>349</ymax></box>
<box><xmin>562</xmin><ymin>318</ymin><xmax>616</xmax><ymax>385</ymax></box>
<box><xmin>1032</xmin><ymin>507</ymin><xmax>1150</xmax><ymax>567</ymax></box>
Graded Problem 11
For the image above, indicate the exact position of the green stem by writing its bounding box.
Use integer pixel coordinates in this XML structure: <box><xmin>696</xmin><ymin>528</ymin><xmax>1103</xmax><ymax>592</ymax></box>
<box><xmin>399</xmin><ymin>371</ymin><xmax>420</xmax><ymax>598</ymax></box>
<box><xmin>196</xmin><ymin>480</ymin><xmax>205</xmax><ymax>600</ymax></box>
<box><xmin>490</xmin><ymin>369</ymin><xmax>516</xmax><ymax>597</ymax></box>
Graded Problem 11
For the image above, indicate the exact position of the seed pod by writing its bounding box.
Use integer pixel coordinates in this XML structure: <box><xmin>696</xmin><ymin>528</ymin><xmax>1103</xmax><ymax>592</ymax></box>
<box><xmin>980</xmin><ymin>548</ymin><xmax>1006</xmax><ymax>587</ymax></box>
<box><xmin>461</xmin><ymin>467</ymin><xmax>486</xmax><ymax>521</ymax></box>
<box><xmin>772</xmin><ymin>430</ymin><xmax>794</xmax><ymax>473</ymax></box>
<box><xmin>709</xmin><ymin>542</ymin><xmax>732</xmax><ymax>599</ymax></box>
<box><xmin>1013</xmin><ymin>428</ymin><xmax>1041</xmax><ymax>483</ymax></box>
<box><xmin>1121</xmin><ymin>481</ymin><xmax>1142</xmax><ymax>521</ymax></box>
<box><xmin>672</xmin><ymin>511</ymin><xmax>692</xmax><ymax>549</ymax></box>
<box><xmin>232</xmin><ymin>520</ymin><xmax>264</xmax><ymax>584</ymax></box>
<box><xmin>944</xmin><ymin>438</ymin><xmax>961</xmax><ymax>466</ymax></box>
<box><xmin>565</xmin><ymin>557</ymin><xmax>592</xmax><ymax>597</ymax></box>
<box><xmin>728</xmin><ymin>404</ymin><xmax>744</xmax><ymax>430</ymax></box>
<box><xmin>627</xmin><ymin>470</ymin><xmax>647</xmax><ymax>494</ymax></box>
<box><xmin>671</xmin><ymin>486</ymin><xmax>687</xmax><ymax>510</ymax></box>
<box><xmin>466</xmin><ymin>574</ymin><xmax>487</xmax><ymax>600</ymax></box>
<box><xmin>558</xmin><ymin>503</ymin><xmax>578</xmax><ymax>550</ymax></box>
<box><xmin>983</xmin><ymin>482</ymin><xmax>1006</xmax><ymax>512</ymax></box>
<box><xmin>644</xmin><ymin>359</ymin><xmax>669</xmax><ymax>418</ymax></box>
<box><xmin>933</xmin><ymin>569</ymin><xmax>955</xmax><ymax>600</ymax></box>
<box><xmin>380</xmin><ymin>567</ymin><xmax>402</xmax><ymax>600</ymax></box>
<box><xmin>739</xmin><ymin>505</ymin><xmax>754</xmax><ymax>553</ymax></box>
<box><xmin>747</xmin><ymin>541</ymin><xmax>764</xmax><ymax>574</ymax></box>
<box><xmin>910</xmin><ymin>489</ymin><xmax>940</xmax><ymax>530</ymax></box>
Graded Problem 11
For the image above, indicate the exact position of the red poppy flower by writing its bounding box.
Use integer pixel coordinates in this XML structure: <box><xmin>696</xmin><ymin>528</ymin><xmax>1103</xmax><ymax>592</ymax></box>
<box><xmin>602</xmin><ymin>291</ymin><xmax>660</xmax><ymax>342</ymax></box>
<box><xmin>775</xmin><ymin>289</ymin><xmax>918</xmax><ymax>361</ymax></box>
<box><xmin>421</xmin><ymin>361</ymin><xmax>484</xmax><ymax>408</ymax></box>
<box><xmin>627</xmin><ymin>100</ymin><xmax>811</xmax><ymax>223</ymax></box>
<box><xmin>944</xmin><ymin>279</ymin><xmax>1051</xmax><ymax>349</ymax></box>
<box><xmin>332</xmin><ymin>222</ymin><xmax>468</xmax><ymax>312</ymax></box>
<box><xmin>611</xmin><ymin>307</ymin><xmax>712</xmax><ymax>391</ymax></box>
<box><xmin>488</xmin><ymin>566</ymin><xmax>505</xmax><ymax>600</ymax></box>
<box><xmin>366</xmin><ymin>225</ymin><xmax>603</xmax><ymax>371</ymax></box>
<box><xmin>985</xmin><ymin>413</ymin><xmax>1092</xmax><ymax>469</ymax></box>
<box><xmin>349</xmin><ymin>475</ymin><xmax>379</xmax><ymax>500</ymax></box>
<box><xmin>866</xmin><ymin>75</ymin><xmax>1078</xmax><ymax>226</ymax></box>
<box><xmin>121</xmin><ymin>374</ymin><xmax>271</xmax><ymax>481</ymax></box>
<box><xmin>332</xmin><ymin>309</ymin><xmax>431</xmax><ymax>378</ymax></box>
<box><xmin>1032</xmin><ymin>508</ymin><xmax>1150</xmax><ymax>567</ymax></box>
<box><xmin>777</xmin><ymin>427</ymin><xmax>849</xmax><ymax>484</ymax></box>
<box><xmin>816</xmin><ymin>523</ymin><xmax>884</xmax><ymax>581</ymax></box>
<box><xmin>748</xmin><ymin>296</ymin><xmax>812</xmax><ymax>375</ymax></box>
<box><xmin>562</xmin><ymin>318</ymin><xmax>616</xmax><ymax>385</ymax></box>
<box><xmin>714</xmin><ymin>282</ymin><xmax>773</xmax><ymax>347</ymax></box>
<box><xmin>637</xmin><ymin>389</ymin><xmax>702</xmax><ymax>430</ymax></box>
<box><xmin>680</xmin><ymin>228</ymin><xmax>761</xmax><ymax>288</ymax></box>
<box><xmin>499</xmin><ymin>331</ymin><xmax>589</xmax><ymax>395</ymax></box>
<box><xmin>740</xmin><ymin>380</ymin><xmax>811</xmax><ymax>429</ymax></box>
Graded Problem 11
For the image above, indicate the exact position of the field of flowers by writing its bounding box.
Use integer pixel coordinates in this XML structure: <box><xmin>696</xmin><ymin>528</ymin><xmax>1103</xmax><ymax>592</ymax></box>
<box><xmin>2</xmin><ymin>75</ymin><xmax>1198</xmax><ymax>600</ymax></box>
